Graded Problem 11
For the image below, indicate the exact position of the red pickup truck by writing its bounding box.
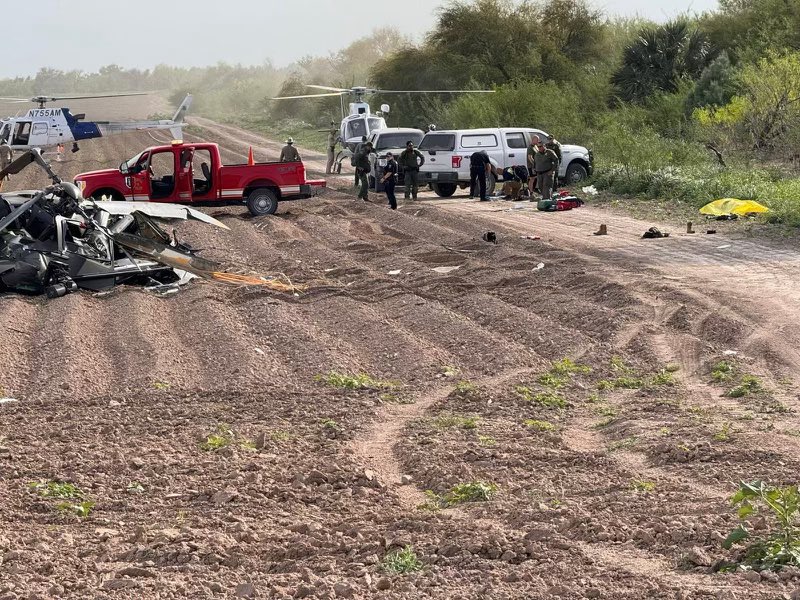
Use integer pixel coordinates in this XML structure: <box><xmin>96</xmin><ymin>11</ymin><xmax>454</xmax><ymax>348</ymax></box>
<box><xmin>74</xmin><ymin>141</ymin><xmax>325</xmax><ymax>216</ymax></box>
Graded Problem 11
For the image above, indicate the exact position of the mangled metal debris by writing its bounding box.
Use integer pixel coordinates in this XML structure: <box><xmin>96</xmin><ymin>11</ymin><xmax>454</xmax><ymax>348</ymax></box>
<box><xmin>0</xmin><ymin>149</ymin><xmax>301</xmax><ymax>298</ymax></box>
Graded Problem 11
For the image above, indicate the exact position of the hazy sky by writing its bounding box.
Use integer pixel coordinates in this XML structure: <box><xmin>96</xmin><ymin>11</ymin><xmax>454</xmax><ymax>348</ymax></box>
<box><xmin>5</xmin><ymin>0</ymin><xmax>719</xmax><ymax>79</ymax></box>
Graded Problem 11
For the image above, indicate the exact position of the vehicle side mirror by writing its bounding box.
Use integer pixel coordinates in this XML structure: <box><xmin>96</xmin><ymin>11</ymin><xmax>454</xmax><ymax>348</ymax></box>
<box><xmin>119</xmin><ymin>162</ymin><xmax>129</xmax><ymax>174</ymax></box>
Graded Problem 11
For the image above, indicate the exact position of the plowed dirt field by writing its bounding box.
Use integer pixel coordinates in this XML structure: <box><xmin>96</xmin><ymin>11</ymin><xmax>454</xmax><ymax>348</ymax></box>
<box><xmin>2</xmin><ymin>108</ymin><xmax>800</xmax><ymax>599</ymax></box>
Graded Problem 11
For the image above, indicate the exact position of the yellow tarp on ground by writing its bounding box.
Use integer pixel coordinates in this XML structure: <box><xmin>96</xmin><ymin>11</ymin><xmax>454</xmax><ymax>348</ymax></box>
<box><xmin>700</xmin><ymin>198</ymin><xmax>770</xmax><ymax>216</ymax></box>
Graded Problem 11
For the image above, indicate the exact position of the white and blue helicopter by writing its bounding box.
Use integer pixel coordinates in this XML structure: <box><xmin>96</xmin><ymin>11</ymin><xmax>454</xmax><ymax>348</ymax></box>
<box><xmin>272</xmin><ymin>85</ymin><xmax>494</xmax><ymax>170</ymax></box>
<box><xmin>0</xmin><ymin>92</ymin><xmax>192</xmax><ymax>153</ymax></box>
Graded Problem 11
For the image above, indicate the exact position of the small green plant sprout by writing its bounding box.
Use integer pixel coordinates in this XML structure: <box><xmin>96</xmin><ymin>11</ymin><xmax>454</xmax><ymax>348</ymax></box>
<box><xmin>611</xmin><ymin>356</ymin><xmax>635</xmax><ymax>374</ymax></box>
<box><xmin>29</xmin><ymin>481</ymin><xmax>82</xmax><ymax>499</ymax></box>
<box><xmin>723</xmin><ymin>481</ymin><xmax>800</xmax><ymax>570</ymax></box>
<box><xmin>659</xmin><ymin>427</ymin><xmax>672</xmax><ymax>436</ymax></box>
<box><xmin>433</xmin><ymin>413</ymin><xmax>479</xmax><ymax>430</ymax></box>
<box><xmin>585</xmin><ymin>392</ymin><xmax>601</xmax><ymax>404</ymax></box>
<box><xmin>153</xmin><ymin>381</ymin><xmax>170</xmax><ymax>390</ymax></box>
<box><xmin>269</xmin><ymin>429</ymin><xmax>292</xmax><ymax>442</ymax></box>
<box><xmin>454</xmin><ymin>380</ymin><xmax>478</xmax><ymax>395</ymax></box>
<box><xmin>379</xmin><ymin>391</ymin><xmax>415</xmax><ymax>405</ymax></box>
<box><xmin>714</xmin><ymin>423</ymin><xmax>734</xmax><ymax>442</ymax></box>
<box><xmin>418</xmin><ymin>490</ymin><xmax>443</xmax><ymax>512</ymax></box>
<box><xmin>316</xmin><ymin>371</ymin><xmax>396</xmax><ymax>390</ymax></box>
<box><xmin>536</xmin><ymin>372</ymin><xmax>568</xmax><ymax>389</ymax></box>
<box><xmin>665</xmin><ymin>364</ymin><xmax>680</xmax><ymax>373</ymax></box>
<box><xmin>440</xmin><ymin>365</ymin><xmax>461</xmax><ymax>378</ymax></box>
<box><xmin>550</xmin><ymin>358</ymin><xmax>592</xmax><ymax>376</ymax></box>
<box><xmin>478</xmin><ymin>435</ymin><xmax>497</xmax><ymax>447</ymax></box>
<box><xmin>728</xmin><ymin>375</ymin><xmax>764</xmax><ymax>398</ymax></box>
<box><xmin>515</xmin><ymin>386</ymin><xmax>567</xmax><ymax>409</ymax></box>
<box><xmin>608</xmin><ymin>436</ymin><xmax>638</xmax><ymax>452</ymax></box>
<box><xmin>649</xmin><ymin>369</ymin><xmax>676</xmax><ymax>387</ymax></box>
<box><xmin>320</xmin><ymin>418</ymin><xmax>341</xmax><ymax>431</ymax></box>
<box><xmin>240</xmin><ymin>439</ymin><xmax>257</xmax><ymax>451</ymax></box>
<box><xmin>712</xmin><ymin>361</ymin><xmax>735</xmax><ymax>383</ymax></box>
<box><xmin>200</xmin><ymin>423</ymin><xmax>235</xmax><ymax>451</ymax></box>
<box><xmin>57</xmin><ymin>500</ymin><xmax>95</xmax><ymax>519</ymax></box>
<box><xmin>443</xmin><ymin>481</ymin><xmax>498</xmax><ymax>506</ymax></box>
<box><xmin>380</xmin><ymin>545</ymin><xmax>424</xmax><ymax>574</ymax></box>
<box><xmin>632</xmin><ymin>479</ymin><xmax>655</xmax><ymax>493</ymax></box>
<box><xmin>524</xmin><ymin>419</ymin><xmax>556</xmax><ymax>432</ymax></box>
<box><xmin>126</xmin><ymin>481</ymin><xmax>145</xmax><ymax>494</ymax></box>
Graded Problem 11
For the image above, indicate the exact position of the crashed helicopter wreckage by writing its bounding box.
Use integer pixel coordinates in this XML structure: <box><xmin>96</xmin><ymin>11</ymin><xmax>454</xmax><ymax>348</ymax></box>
<box><xmin>0</xmin><ymin>149</ymin><xmax>303</xmax><ymax>298</ymax></box>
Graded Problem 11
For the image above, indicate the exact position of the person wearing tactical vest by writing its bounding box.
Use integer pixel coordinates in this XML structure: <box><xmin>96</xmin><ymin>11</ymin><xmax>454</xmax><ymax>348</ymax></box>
<box><xmin>533</xmin><ymin>140</ymin><xmax>559</xmax><ymax>208</ymax></box>
<box><xmin>352</xmin><ymin>135</ymin><xmax>367</xmax><ymax>186</ymax></box>
<box><xmin>326</xmin><ymin>121</ymin><xmax>340</xmax><ymax>174</ymax></box>
<box><xmin>398</xmin><ymin>141</ymin><xmax>425</xmax><ymax>200</ymax></box>
<box><xmin>381</xmin><ymin>152</ymin><xmax>399</xmax><ymax>210</ymax></box>
<box><xmin>353</xmin><ymin>141</ymin><xmax>373</xmax><ymax>201</ymax></box>
<box><xmin>545</xmin><ymin>134</ymin><xmax>562</xmax><ymax>193</ymax></box>
<box><xmin>526</xmin><ymin>138</ymin><xmax>538</xmax><ymax>195</ymax></box>
<box><xmin>280</xmin><ymin>138</ymin><xmax>301</xmax><ymax>162</ymax></box>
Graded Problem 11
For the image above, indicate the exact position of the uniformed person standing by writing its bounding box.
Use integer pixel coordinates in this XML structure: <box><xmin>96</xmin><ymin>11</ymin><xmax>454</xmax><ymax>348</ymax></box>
<box><xmin>381</xmin><ymin>152</ymin><xmax>398</xmax><ymax>210</ymax></box>
<box><xmin>280</xmin><ymin>138</ymin><xmax>301</xmax><ymax>162</ymax></box>
<box><xmin>533</xmin><ymin>140</ymin><xmax>559</xmax><ymax>202</ymax></box>
<box><xmin>326</xmin><ymin>121</ymin><xmax>340</xmax><ymax>174</ymax></box>
<box><xmin>545</xmin><ymin>134</ymin><xmax>562</xmax><ymax>193</ymax></box>
<box><xmin>0</xmin><ymin>141</ymin><xmax>12</xmax><ymax>191</ymax></box>
<box><xmin>354</xmin><ymin>141</ymin><xmax>373</xmax><ymax>201</ymax></box>
<box><xmin>398</xmin><ymin>141</ymin><xmax>425</xmax><ymax>200</ymax></box>
<box><xmin>352</xmin><ymin>135</ymin><xmax>367</xmax><ymax>186</ymax></box>
<box><xmin>526</xmin><ymin>138</ymin><xmax>538</xmax><ymax>195</ymax></box>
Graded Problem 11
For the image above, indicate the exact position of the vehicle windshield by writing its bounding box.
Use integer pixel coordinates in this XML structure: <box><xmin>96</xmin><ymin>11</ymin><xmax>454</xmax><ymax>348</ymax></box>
<box><xmin>375</xmin><ymin>132</ymin><xmax>423</xmax><ymax>151</ymax></box>
<box><xmin>419</xmin><ymin>133</ymin><xmax>456</xmax><ymax>152</ymax></box>
<box><xmin>122</xmin><ymin>151</ymin><xmax>146</xmax><ymax>171</ymax></box>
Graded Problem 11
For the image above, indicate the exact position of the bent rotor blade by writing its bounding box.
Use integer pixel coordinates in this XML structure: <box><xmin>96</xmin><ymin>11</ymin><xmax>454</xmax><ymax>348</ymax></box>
<box><xmin>272</xmin><ymin>92</ymin><xmax>345</xmax><ymax>100</ymax></box>
<box><xmin>113</xmin><ymin>232</ymin><xmax>221</xmax><ymax>277</ymax></box>
<box><xmin>376</xmin><ymin>89</ymin><xmax>496</xmax><ymax>94</ymax></box>
<box><xmin>306</xmin><ymin>85</ymin><xmax>350</xmax><ymax>92</ymax></box>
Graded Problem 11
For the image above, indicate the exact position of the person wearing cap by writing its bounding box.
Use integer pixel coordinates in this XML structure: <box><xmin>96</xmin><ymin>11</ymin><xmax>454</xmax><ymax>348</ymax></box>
<box><xmin>533</xmin><ymin>139</ymin><xmax>559</xmax><ymax>203</ymax></box>
<box><xmin>352</xmin><ymin>135</ymin><xmax>368</xmax><ymax>186</ymax></box>
<box><xmin>280</xmin><ymin>138</ymin><xmax>301</xmax><ymax>162</ymax></box>
<box><xmin>380</xmin><ymin>151</ymin><xmax>398</xmax><ymax>210</ymax></box>
<box><xmin>545</xmin><ymin>134</ymin><xmax>562</xmax><ymax>193</ymax></box>
<box><xmin>398</xmin><ymin>140</ymin><xmax>425</xmax><ymax>200</ymax></box>
<box><xmin>353</xmin><ymin>140</ymin><xmax>373</xmax><ymax>201</ymax></box>
<box><xmin>326</xmin><ymin>121</ymin><xmax>340</xmax><ymax>174</ymax></box>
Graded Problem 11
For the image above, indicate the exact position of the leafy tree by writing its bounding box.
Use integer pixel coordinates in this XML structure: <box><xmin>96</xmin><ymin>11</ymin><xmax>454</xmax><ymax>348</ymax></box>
<box><xmin>686</xmin><ymin>51</ymin><xmax>737</xmax><ymax>110</ymax></box>
<box><xmin>611</xmin><ymin>19</ymin><xmax>714</xmax><ymax>103</ymax></box>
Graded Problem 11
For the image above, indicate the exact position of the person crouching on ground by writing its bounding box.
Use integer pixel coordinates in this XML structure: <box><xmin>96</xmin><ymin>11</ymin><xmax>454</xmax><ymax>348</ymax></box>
<box><xmin>353</xmin><ymin>141</ymin><xmax>373</xmax><ymax>201</ymax></box>
<box><xmin>533</xmin><ymin>139</ymin><xmax>559</xmax><ymax>202</ymax></box>
<box><xmin>381</xmin><ymin>152</ymin><xmax>398</xmax><ymax>210</ymax></box>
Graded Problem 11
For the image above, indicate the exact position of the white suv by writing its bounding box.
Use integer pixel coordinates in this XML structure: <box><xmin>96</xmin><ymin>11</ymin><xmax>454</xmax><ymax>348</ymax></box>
<box><xmin>418</xmin><ymin>128</ymin><xmax>593</xmax><ymax>197</ymax></box>
<box><xmin>366</xmin><ymin>127</ymin><xmax>425</xmax><ymax>191</ymax></box>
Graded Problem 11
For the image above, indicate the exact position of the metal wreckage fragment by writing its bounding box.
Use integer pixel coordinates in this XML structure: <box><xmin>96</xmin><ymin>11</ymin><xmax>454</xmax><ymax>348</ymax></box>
<box><xmin>0</xmin><ymin>149</ymin><xmax>302</xmax><ymax>298</ymax></box>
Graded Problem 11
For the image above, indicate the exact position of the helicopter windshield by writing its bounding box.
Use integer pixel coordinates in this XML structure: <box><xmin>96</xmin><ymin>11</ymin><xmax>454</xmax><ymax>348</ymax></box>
<box><xmin>346</xmin><ymin>117</ymin><xmax>386</xmax><ymax>140</ymax></box>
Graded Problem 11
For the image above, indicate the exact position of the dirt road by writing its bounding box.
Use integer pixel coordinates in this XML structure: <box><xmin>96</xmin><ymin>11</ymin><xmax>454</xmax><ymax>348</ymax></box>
<box><xmin>1</xmin><ymin>114</ymin><xmax>799</xmax><ymax>599</ymax></box>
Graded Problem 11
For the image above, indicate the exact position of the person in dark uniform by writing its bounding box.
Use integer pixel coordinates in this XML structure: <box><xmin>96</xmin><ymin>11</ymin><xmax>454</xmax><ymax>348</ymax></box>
<box><xmin>469</xmin><ymin>150</ymin><xmax>492</xmax><ymax>201</ymax></box>
<box><xmin>353</xmin><ymin>141</ymin><xmax>373</xmax><ymax>201</ymax></box>
<box><xmin>352</xmin><ymin>135</ymin><xmax>367</xmax><ymax>186</ymax></box>
<box><xmin>381</xmin><ymin>152</ymin><xmax>398</xmax><ymax>210</ymax></box>
<box><xmin>545</xmin><ymin>134</ymin><xmax>562</xmax><ymax>193</ymax></box>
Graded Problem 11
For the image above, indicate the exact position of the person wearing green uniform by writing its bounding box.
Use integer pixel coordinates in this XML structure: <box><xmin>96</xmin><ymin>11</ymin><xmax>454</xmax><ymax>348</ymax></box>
<box><xmin>326</xmin><ymin>121</ymin><xmax>340</xmax><ymax>174</ymax></box>
<box><xmin>545</xmin><ymin>134</ymin><xmax>562</xmax><ymax>193</ymax></box>
<box><xmin>353</xmin><ymin>141</ymin><xmax>373</xmax><ymax>201</ymax></box>
<box><xmin>280</xmin><ymin>138</ymin><xmax>301</xmax><ymax>162</ymax></box>
<box><xmin>398</xmin><ymin>140</ymin><xmax>425</xmax><ymax>200</ymax></box>
<box><xmin>533</xmin><ymin>140</ymin><xmax>559</xmax><ymax>206</ymax></box>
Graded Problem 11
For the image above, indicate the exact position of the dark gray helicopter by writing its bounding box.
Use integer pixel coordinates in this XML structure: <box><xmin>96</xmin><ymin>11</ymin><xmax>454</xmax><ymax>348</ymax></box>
<box><xmin>0</xmin><ymin>148</ymin><xmax>230</xmax><ymax>298</ymax></box>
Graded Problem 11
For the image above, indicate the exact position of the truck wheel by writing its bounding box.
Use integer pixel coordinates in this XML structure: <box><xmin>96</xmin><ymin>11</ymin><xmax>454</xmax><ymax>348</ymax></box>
<box><xmin>565</xmin><ymin>162</ymin><xmax>588</xmax><ymax>184</ymax></box>
<box><xmin>246</xmin><ymin>188</ymin><xmax>278</xmax><ymax>216</ymax></box>
<box><xmin>486</xmin><ymin>176</ymin><xmax>496</xmax><ymax>196</ymax></box>
<box><xmin>431</xmin><ymin>182</ymin><xmax>457</xmax><ymax>197</ymax></box>
<box><xmin>92</xmin><ymin>190</ymin><xmax>124</xmax><ymax>201</ymax></box>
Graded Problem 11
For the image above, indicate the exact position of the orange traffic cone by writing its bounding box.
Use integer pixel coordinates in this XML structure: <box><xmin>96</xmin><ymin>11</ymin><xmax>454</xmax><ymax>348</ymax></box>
<box><xmin>247</xmin><ymin>146</ymin><xmax>255</xmax><ymax>166</ymax></box>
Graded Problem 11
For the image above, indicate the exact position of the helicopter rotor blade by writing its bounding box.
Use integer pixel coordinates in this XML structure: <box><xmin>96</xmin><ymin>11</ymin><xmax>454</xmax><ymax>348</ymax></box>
<box><xmin>375</xmin><ymin>89</ymin><xmax>496</xmax><ymax>94</ymax></box>
<box><xmin>272</xmin><ymin>92</ymin><xmax>346</xmax><ymax>100</ymax></box>
<box><xmin>37</xmin><ymin>92</ymin><xmax>150</xmax><ymax>102</ymax></box>
<box><xmin>306</xmin><ymin>85</ymin><xmax>350</xmax><ymax>92</ymax></box>
<box><xmin>0</xmin><ymin>97</ymin><xmax>32</xmax><ymax>103</ymax></box>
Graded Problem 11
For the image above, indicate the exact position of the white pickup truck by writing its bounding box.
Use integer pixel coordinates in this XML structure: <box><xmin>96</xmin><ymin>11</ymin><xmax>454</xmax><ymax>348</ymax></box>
<box><xmin>417</xmin><ymin>127</ymin><xmax>593</xmax><ymax>197</ymax></box>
